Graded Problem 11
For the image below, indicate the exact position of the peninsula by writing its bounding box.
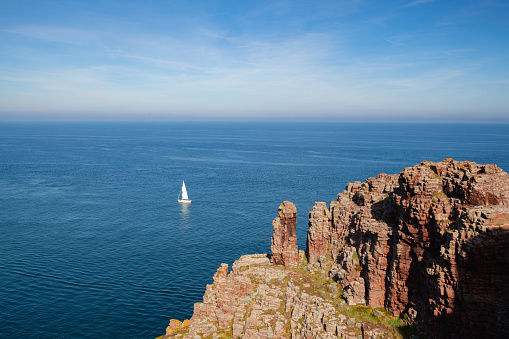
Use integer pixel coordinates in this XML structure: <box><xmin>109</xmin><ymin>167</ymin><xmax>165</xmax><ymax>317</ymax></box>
<box><xmin>160</xmin><ymin>159</ymin><xmax>509</xmax><ymax>339</ymax></box>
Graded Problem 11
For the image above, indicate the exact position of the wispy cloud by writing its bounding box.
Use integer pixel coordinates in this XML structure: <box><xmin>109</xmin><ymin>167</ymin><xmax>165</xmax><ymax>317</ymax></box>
<box><xmin>404</xmin><ymin>0</ymin><xmax>436</xmax><ymax>8</ymax></box>
<box><xmin>1</xmin><ymin>26</ymin><xmax>99</xmax><ymax>45</ymax></box>
<box><xmin>0</xmin><ymin>1</ymin><xmax>507</xmax><ymax>120</ymax></box>
<box><xmin>384</xmin><ymin>34</ymin><xmax>413</xmax><ymax>46</ymax></box>
<box><xmin>442</xmin><ymin>48</ymin><xmax>475</xmax><ymax>57</ymax></box>
<box><xmin>437</xmin><ymin>6</ymin><xmax>486</xmax><ymax>26</ymax></box>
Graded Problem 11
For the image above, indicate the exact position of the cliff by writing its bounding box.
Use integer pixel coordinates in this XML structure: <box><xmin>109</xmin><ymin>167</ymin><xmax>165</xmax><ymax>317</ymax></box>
<box><xmin>161</xmin><ymin>159</ymin><xmax>509</xmax><ymax>339</ymax></box>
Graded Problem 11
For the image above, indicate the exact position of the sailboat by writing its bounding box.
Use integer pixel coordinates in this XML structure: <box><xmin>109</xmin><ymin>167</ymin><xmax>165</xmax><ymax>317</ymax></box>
<box><xmin>178</xmin><ymin>180</ymin><xmax>191</xmax><ymax>203</ymax></box>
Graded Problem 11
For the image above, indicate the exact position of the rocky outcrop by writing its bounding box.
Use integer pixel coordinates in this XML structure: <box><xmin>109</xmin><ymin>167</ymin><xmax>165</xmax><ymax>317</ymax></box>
<box><xmin>324</xmin><ymin>159</ymin><xmax>509</xmax><ymax>338</ymax></box>
<box><xmin>164</xmin><ymin>253</ymin><xmax>399</xmax><ymax>339</ymax></box>
<box><xmin>162</xmin><ymin>159</ymin><xmax>509</xmax><ymax>339</ymax></box>
<box><xmin>271</xmin><ymin>201</ymin><xmax>299</xmax><ymax>268</ymax></box>
<box><xmin>186</xmin><ymin>255</ymin><xmax>269</xmax><ymax>338</ymax></box>
<box><xmin>165</xmin><ymin>319</ymin><xmax>190</xmax><ymax>336</ymax></box>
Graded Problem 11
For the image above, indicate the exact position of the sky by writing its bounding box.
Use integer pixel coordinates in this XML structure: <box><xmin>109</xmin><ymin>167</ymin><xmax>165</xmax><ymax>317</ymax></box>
<box><xmin>0</xmin><ymin>0</ymin><xmax>508</xmax><ymax>122</ymax></box>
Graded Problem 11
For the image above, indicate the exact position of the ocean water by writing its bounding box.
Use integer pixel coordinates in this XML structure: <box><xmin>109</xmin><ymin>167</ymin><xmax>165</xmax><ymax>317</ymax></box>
<box><xmin>1</xmin><ymin>122</ymin><xmax>508</xmax><ymax>338</ymax></box>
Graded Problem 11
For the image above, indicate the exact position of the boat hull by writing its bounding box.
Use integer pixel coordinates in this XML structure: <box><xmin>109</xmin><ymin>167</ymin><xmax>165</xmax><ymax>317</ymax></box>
<box><xmin>178</xmin><ymin>199</ymin><xmax>192</xmax><ymax>204</ymax></box>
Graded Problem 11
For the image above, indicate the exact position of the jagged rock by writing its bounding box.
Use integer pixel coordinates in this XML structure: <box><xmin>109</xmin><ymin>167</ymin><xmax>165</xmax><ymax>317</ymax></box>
<box><xmin>166</xmin><ymin>318</ymin><xmax>190</xmax><ymax>336</ymax></box>
<box><xmin>213</xmin><ymin>263</ymin><xmax>228</xmax><ymax>284</ymax></box>
<box><xmin>344</xmin><ymin>276</ymin><xmax>366</xmax><ymax>306</ymax></box>
<box><xmin>271</xmin><ymin>201</ymin><xmax>299</xmax><ymax>268</ymax></box>
<box><xmin>170</xmin><ymin>251</ymin><xmax>394</xmax><ymax>338</ymax></box>
<box><xmin>312</xmin><ymin>159</ymin><xmax>509</xmax><ymax>338</ymax></box>
<box><xmin>362</xmin><ymin>323</ymin><xmax>387</xmax><ymax>339</ymax></box>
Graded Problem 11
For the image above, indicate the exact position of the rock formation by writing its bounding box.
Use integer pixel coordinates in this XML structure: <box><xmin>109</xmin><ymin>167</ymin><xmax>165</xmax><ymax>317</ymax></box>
<box><xmin>164</xmin><ymin>253</ymin><xmax>400</xmax><ymax>339</ymax></box>
<box><xmin>162</xmin><ymin>159</ymin><xmax>509</xmax><ymax>339</ymax></box>
<box><xmin>271</xmin><ymin>201</ymin><xmax>299</xmax><ymax>268</ymax></box>
<box><xmin>326</xmin><ymin>159</ymin><xmax>509</xmax><ymax>338</ymax></box>
<box><xmin>306</xmin><ymin>202</ymin><xmax>331</xmax><ymax>265</ymax></box>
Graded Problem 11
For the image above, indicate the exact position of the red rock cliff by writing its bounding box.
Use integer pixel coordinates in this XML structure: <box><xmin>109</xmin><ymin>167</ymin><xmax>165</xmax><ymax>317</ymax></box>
<box><xmin>317</xmin><ymin>159</ymin><xmax>509</xmax><ymax>338</ymax></box>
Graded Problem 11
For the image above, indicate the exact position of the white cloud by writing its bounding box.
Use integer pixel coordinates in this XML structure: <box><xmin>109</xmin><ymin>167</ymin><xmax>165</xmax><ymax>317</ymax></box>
<box><xmin>384</xmin><ymin>34</ymin><xmax>413</xmax><ymax>46</ymax></box>
<box><xmin>0</xmin><ymin>1</ymin><xmax>508</xmax><ymax>121</ymax></box>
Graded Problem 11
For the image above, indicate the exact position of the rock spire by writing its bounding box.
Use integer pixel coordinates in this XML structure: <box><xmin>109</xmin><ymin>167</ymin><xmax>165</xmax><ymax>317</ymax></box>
<box><xmin>270</xmin><ymin>201</ymin><xmax>299</xmax><ymax>268</ymax></box>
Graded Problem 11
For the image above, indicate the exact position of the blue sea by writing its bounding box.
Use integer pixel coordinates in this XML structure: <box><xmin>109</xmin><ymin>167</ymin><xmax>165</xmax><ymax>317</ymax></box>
<box><xmin>1</xmin><ymin>122</ymin><xmax>508</xmax><ymax>338</ymax></box>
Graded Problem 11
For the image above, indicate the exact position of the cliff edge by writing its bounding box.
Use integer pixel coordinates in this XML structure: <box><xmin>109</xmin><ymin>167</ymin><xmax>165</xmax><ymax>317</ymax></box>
<box><xmin>161</xmin><ymin>159</ymin><xmax>509</xmax><ymax>339</ymax></box>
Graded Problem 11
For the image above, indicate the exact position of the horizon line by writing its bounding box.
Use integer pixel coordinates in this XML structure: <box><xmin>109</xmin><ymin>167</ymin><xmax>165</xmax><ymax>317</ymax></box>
<box><xmin>1</xmin><ymin>119</ymin><xmax>508</xmax><ymax>125</ymax></box>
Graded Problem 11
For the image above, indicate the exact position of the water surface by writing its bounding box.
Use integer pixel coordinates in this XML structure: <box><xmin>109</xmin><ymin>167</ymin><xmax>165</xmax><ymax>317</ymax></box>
<box><xmin>1</xmin><ymin>122</ymin><xmax>508</xmax><ymax>338</ymax></box>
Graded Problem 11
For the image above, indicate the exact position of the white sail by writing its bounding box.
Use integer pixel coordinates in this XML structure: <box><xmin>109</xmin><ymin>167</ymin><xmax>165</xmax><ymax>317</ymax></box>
<box><xmin>181</xmin><ymin>181</ymin><xmax>189</xmax><ymax>200</ymax></box>
<box><xmin>178</xmin><ymin>180</ymin><xmax>191</xmax><ymax>203</ymax></box>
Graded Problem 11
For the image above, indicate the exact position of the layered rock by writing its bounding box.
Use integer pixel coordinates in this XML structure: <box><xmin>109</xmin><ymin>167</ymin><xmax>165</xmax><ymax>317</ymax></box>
<box><xmin>271</xmin><ymin>201</ymin><xmax>299</xmax><ymax>268</ymax></box>
<box><xmin>306</xmin><ymin>202</ymin><xmax>331</xmax><ymax>265</ymax></box>
<box><xmin>322</xmin><ymin>159</ymin><xmax>509</xmax><ymax>338</ymax></box>
<box><xmin>164</xmin><ymin>253</ymin><xmax>397</xmax><ymax>339</ymax></box>
<box><xmin>166</xmin><ymin>319</ymin><xmax>190</xmax><ymax>336</ymax></box>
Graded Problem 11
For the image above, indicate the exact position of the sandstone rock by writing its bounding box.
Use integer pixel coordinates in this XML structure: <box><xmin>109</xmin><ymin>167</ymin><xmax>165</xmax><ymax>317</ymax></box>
<box><xmin>213</xmin><ymin>263</ymin><xmax>228</xmax><ymax>284</ymax></box>
<box><xmin>344</xmin><ymin>276</ymin><xmax>366</xmax><ymax>306</ymax></box>
<box><xmin>175</xmin><ymin>251</ymin><xmax>392</xmax><ymax>339</ymax></box>
<box><xmin>362</xmin><ymin>323</ymin><xmax>387</xmax><ymax>339</ymax></box>
<box><xmin>309</xmin><ymin>159</ymin><xmax>509</xmax><ymax>338</ymax></box>
<box><xmin>166</xmin><ymin>318</ymin><xmax>190</xmax><ymax>336</ymax></box>
<box><xmin>306</xmin><ymin>202</ymin><xmax>331</xmax><ymax>264</ymax></box>
<box><xmin>271</xmin><ymin>201</ymin><xmax>299</xmax><ymax>268</ymax></box>
<box><xmin>231</xmin><ymin>253</ymin><xmax>270</xmax><ymax>274</ymax></box>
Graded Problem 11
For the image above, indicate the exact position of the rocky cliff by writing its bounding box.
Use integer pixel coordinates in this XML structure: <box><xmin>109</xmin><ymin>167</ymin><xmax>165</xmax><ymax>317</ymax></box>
<box><xmin>161</xmin><ymin>159</ymin><xmax>509</xmax><ymax>339</ymax></box>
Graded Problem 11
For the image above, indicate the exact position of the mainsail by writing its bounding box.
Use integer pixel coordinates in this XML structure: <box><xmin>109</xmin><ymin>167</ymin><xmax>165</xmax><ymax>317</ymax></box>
<box><xmin>179</xmin><ymin>180</ymin><xmax>191</xmax><ymax>203</ymax></box>
<box><xmin>181</xmin><ymin>181</ymin><xmax>189</xmax><ymax>200</ymax></box>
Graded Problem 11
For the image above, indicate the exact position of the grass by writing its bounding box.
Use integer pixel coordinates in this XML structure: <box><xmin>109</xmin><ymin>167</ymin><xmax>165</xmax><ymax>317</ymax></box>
<box><xmin>298</xmin><ymin>268</ymin><xmax>332</xmax><ymax>295</ymax></box>
<box><xmin>352</xmin><ymin>251</ymin><xmax>359</xmax><ymax>260</ymax></box>
<box><xmin>344</xmin><ymin>305</ymin><xmax>380</xmax><ymax>324</ymax></box>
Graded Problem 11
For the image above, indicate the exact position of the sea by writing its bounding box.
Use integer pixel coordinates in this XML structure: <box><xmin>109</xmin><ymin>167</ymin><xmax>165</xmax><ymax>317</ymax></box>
<box><xmin>1</xmin><ymin>122</ymin><xmax>508</xmax><ymax>338</ymax></box>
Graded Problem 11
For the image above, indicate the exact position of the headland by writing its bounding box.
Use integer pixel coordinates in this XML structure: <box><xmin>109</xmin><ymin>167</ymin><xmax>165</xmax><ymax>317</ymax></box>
<box><xmin>160</xmin><ymin>159</ymin><xmax>509</xmax><ymax>339</ymax></box>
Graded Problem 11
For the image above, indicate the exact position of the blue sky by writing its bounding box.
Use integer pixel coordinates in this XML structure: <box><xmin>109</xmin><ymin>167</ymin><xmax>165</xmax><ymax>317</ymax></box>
<box><xmin>0</xmin><ymin>0</ymin><xmax>508</xmax><ymax>121</ymax></box>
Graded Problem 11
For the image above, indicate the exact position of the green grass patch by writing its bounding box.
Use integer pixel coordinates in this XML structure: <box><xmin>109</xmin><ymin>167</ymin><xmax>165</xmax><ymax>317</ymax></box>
<box><xmin>352</xmin><ymin>251</ymin><xmax>359</xmax><ymax>260</ymax></box>
<box><xmin>334</xmin><ymin>304</ymin><xmax>419</xmax><ymax>339</ymax></box>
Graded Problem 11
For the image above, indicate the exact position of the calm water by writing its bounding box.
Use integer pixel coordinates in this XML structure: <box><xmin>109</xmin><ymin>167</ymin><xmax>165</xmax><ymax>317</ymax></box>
<box><xmin>1</xmin><ymin>122</ymin><xmax>508</xmax><ymax>338</ymax></box>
